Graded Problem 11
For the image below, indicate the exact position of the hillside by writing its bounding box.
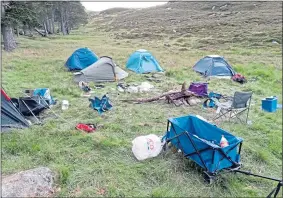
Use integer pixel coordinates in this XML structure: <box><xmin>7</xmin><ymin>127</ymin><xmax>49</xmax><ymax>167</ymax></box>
<box><xmin>94</xmin><ymin>1</ymin><xmax>282</xmax><ymax>47</ymax></box>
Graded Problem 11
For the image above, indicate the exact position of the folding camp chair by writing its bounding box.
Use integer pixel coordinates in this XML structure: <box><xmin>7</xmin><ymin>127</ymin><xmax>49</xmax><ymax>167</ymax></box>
<box><xmin>213</xmin><ymin>91</ymin><xmax>252</xmax><ymax>124</ymax></box>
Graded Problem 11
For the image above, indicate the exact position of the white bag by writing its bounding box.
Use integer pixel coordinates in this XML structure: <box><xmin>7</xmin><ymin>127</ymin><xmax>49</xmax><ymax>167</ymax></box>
<box><xmin>132</xmin><ymin>134</ymin><xmax>163</xmax><ymax>161</ymax></box>
<box><xmin>137</xmin><ymin>82</ymin><xmax>154</xmax><ymax>92</ymax></box>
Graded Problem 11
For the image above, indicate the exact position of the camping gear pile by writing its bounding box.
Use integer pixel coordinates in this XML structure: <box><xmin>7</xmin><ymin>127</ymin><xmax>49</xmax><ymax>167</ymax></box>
<box><xmin>1</xmin><ymin>87</ymin><xmax>59</xmax><ymax>131</ymax></box>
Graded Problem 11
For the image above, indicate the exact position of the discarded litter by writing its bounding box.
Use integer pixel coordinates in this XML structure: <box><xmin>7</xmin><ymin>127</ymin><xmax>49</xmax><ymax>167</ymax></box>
<box><xmin>220</xmin><ymin>135</ymin><xmax>229</xmax><ymax>148</ymax></box>
<box><xmin>232</xmin><ymin>73</ymin><xmax>247</xmax><ymax>84</ymax></box>
<box><xmin>138</xmin><ymin>82</ymin><xmax>154</xmax><ymax>92</ymax></box>
<box><xmin>117</xmin><ymin>82</ymin><xmax>154</xmax><ymax>93</ymax></box>
<box><xmin>188</xmin><ymin>82</ymin><xmax>208</xmax><ymax>97</ymax></box>
<box><xmin>89</xmin><ymin>95</ymin><xmax>112</xmax><ymax>115</ymax></box>
<box><xmin>203</xmin><ymin>92</ymin><xmax>222</xmax><ymax>108</ymax></box>
<box><xmin>61</xmin><ymin>100</ymin><xmax>69</xmax><ymax>110</ymax></box>
<box><xmin>79</xmin><ymin>81</ymin><xmax>92</xmax><ymax>97</ymax></box>
<box><xmin>127</xmin><ymin>86</ymin><xmax>139</xmax><ymax>93</ymax></box>
<box><xmin>122</xmin><ymin>84</ymin><xmax>198</xmax><ymax>106</ymax></box>
<box><xmin>79</xmin><ymin>81</ymin><xmax>91</xmax><ymax>92</ymax></box>
<box><xmin>76</xmin><ymin>123</ymin><xmax>96</xmax><ymax>133</ymax></box>
<box><xmin>33</xmin><ymin>88</ymin><xmax>56</xmax><ymax>105</ymax></box>
<box><xmin>94</xmin><ymin>84</ymin><xmax>105</xmax><ymax>89</ymax></box>
<box><xmin>132</xmin><ymin>134</ymin><xmax>164</xmax><ymax>161</ymax></box>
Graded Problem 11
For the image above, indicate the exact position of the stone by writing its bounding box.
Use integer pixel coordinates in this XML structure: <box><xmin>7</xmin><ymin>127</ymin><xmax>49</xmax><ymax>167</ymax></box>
<box><xmin>2</xmin><ymin>167</ymin><xmax>56</xmax><ymax>197</ymax></box>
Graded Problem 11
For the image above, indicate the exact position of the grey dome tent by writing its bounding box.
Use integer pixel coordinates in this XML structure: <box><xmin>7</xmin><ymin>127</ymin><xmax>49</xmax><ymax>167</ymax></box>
<box><xmin>74</xmin><ymin>56</ymin><xmax>128</xmax><ymax>83</ymax></box>
<box><xmin>1</xmin><ymin>89</ymin><xmax>29</xmax><ymax>131</ymax></box>
<box><xmin>193</xmin><ymin>55</ymin><xmax>236</xmax><ymax>77</ymax></box>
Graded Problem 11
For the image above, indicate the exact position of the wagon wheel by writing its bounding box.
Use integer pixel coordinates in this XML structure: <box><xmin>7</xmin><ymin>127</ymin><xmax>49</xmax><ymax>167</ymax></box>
<box><xmin>203</xmin><ymin>171</ymin><xmax>216</xmax><ymax>184</ymax></box>
<box><xmin>162</xmin><ymin>141</ymin><xmax>168</xmax><ymax>151</ymax></box>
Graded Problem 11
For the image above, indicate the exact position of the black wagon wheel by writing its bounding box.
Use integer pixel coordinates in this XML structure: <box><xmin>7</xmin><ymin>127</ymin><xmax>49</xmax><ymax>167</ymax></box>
<box><xmin>203</xmin><ymin>171</ymin><xmax>216</xmax><ymax>184</ymax></box>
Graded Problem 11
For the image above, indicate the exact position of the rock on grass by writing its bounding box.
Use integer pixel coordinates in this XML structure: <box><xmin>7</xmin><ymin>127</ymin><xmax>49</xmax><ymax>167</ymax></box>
<box><xmin>2</xmin><ymin>167</ymin><xmax>56</xmax><ymax>197</ymax></box>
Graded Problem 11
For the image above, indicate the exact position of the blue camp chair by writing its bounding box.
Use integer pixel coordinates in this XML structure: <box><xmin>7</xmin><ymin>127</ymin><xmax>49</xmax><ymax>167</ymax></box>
<box><xmin>89</xmin><ymin>95</ymin><xmax>112</xmax><ymax>115</ymax></box>
<box><xmin>163</xmin><ymin>115</ymin><xmax>243</xmax><ymax>182</ymax></box>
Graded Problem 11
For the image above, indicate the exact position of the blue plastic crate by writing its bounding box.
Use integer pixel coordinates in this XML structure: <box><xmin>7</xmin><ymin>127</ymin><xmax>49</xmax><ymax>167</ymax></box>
<box><xmin>262</xmin><ymin>97</ymin><xmax>277</xmax><ymax>112</ymax></box>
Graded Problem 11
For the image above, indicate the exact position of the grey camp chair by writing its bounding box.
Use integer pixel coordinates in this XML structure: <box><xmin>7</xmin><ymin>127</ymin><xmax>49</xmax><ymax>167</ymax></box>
<box><xmin>213</xmin><ymin>91</ymin><xmax>253</xmax><ymax>123</ymax></box>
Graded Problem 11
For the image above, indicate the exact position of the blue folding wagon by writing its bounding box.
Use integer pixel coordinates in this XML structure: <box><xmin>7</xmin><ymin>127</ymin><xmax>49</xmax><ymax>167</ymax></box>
<box><xmin>163</xmin><ymin>115</ymin><xmax>282</xmax><ymax>197</ymax></box>
<box><xmin>163</xmin><ymin>115</ymin><xmax>243</xmax><ymax>182</ymax></box>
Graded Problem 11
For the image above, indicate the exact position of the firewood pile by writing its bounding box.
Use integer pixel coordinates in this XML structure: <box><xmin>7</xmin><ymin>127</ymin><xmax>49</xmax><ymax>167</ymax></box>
<box><xmin>121</xmin><ymin>82</ymin><xmax>202</xmax><ymax>106</ymax></box>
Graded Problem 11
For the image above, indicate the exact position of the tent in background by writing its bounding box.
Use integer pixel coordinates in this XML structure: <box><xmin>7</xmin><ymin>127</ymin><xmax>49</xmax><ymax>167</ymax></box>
<box><xmin>126</xmin><ymin>49</ymin><xmax>163</xmax><ymax>74</ymax></box>
<box><xmin>1</xmin><ymin>89</ymin><xmax>30</xmax><ymax>131</ymax></box>
<box><xmin>65</xmin><ymin>47</ymin><xmax>99</xmax><ymax>71</ymax></box>
<box><xmin>74</xmin><ymin>56</ymin><xmax>128</xmax><ymax>83</ymax></box>
<box><xmin>193</xmin><ymin>55</ymin><xmax>236</xmax><ymax>77</ymax></box>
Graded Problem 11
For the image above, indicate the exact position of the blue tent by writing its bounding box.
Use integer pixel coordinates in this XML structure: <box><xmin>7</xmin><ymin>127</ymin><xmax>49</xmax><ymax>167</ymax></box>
<box><xmin>65</xmin><ymin>48</ymin><xmax>99</xmax><ymax>71</ymax></box>
<box><xmin>126</xmin><ymin>49</ymin><xmax>163</xmax><ymax>74</ymax></box>
<box><xmin>193</xmin><ymin>55</ymin><xmax>236</xmax><ymax>77</ymax></box>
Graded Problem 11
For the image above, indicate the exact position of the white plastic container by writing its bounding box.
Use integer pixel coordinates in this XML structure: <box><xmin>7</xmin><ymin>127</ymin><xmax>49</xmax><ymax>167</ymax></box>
<box><xmin>61</xmin><ymin>100</ymin><xmax>69</xmax><ymax>110</ymax></box>
<box><xmin>132</xmin><ymin>134</ymin><xmax>164</xmax><ymax>161</ymax></box>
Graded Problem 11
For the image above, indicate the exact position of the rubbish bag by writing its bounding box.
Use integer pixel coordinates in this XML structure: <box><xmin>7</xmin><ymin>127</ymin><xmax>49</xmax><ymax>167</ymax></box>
<box><xmin>132</xmin><ymin>134</ymin><xmax>164</xmax><ymax>161</ymax></box>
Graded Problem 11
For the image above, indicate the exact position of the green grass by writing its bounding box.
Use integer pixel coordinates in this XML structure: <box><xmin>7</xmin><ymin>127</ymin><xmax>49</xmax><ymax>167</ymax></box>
<box><xmin>1</xmin><ymin>24</ymin><xmax>282</xmax><ymax>197</ymax></box>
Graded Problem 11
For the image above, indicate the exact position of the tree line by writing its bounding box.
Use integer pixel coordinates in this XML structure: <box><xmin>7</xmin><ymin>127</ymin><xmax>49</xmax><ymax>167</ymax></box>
<box><xmin>1</xmin><ymin>1</ymin><xmax>88</xmax><ymax>51</ymax></box>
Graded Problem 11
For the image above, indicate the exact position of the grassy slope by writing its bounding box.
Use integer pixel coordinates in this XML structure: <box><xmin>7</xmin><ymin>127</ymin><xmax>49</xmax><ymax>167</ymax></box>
<box><xmin>1</xmin><ymin>3</ymin><xmax>282</xmax><ymax>197</ymax></box>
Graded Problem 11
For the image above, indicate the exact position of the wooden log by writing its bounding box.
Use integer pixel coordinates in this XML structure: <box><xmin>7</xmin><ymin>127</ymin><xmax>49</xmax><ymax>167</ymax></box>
<box><xmin>121</xmin><ymin>90</ymin><xmax>181</xmax><ymax>103</ymax></box>
<box><xmin>121</xmin><ymin>90</ymin><xmax>197</xmax><ymax>104</ymax></box>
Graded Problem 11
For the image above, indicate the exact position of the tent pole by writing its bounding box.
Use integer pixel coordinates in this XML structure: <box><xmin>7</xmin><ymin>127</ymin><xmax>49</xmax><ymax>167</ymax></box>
<box><xmin>20</xmin><ymin>99</ymin><xmax>41</xmax><ymax>124</ymax></box>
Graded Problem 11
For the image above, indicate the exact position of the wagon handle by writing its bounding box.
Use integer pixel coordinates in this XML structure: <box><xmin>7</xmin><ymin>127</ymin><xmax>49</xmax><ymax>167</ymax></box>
<box><xmin>232</xmin><ymin>170</ymin><xmax>282</xmax><ymax>198</ymax></box>
<box><xmin>233</xmin><ymin>169</ymin><xmax>281</xmax><ymax>182</ymax></box>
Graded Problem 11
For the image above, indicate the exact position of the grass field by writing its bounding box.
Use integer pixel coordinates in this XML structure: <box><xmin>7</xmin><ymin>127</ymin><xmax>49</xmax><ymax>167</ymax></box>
<box><xmin>1</xmin><ymin>12</ymin><xmax>282</xmax><ymax>197</ymax></box>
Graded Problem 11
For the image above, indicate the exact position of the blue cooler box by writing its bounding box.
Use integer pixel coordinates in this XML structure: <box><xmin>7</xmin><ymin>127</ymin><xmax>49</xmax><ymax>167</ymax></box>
<box><xmin>262</xmin><ymin>97</ymin><xmax>277</xmax><ymax>112</ymax></box>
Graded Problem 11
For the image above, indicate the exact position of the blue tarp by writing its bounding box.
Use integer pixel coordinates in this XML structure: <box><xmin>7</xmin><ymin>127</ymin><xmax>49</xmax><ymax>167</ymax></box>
<box><xmin>203</xmin><ymin>92</ymin><xmax>222</xmax><ymax>108</ymax></box>
<box><xmin>126</xmin><ymin>49</ymin><xmax>163</xmax><ymax>74</ymax></box>
<box><xmin>164</xmin><ymin>115</ymin><xmax>242</xmax><ymax>173</ymax></box>
<box><xmin>65</xmin><ymin>47</ymin><xmax>99</xmax><ymax>71</ymax></box>
<box><xmin>89</xmin><ymin>95</ymin><xmax>112</xmax><ymax>115</ymax></box>
<box><xmin>33</xmin><ymin>88</ymin><xmax>55</xmax><ymax>105</ymax></box>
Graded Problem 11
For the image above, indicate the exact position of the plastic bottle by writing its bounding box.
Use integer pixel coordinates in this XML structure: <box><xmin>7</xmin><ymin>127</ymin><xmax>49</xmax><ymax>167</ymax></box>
<box><xmin>220</xmin><ymin>135</ymin><xmax>229</xmax><ymax>148</ymax></box>
<box><xmin>61</xmin><ymin>100</ymin><xmax>69</xmax><ymax>110</ymax></box>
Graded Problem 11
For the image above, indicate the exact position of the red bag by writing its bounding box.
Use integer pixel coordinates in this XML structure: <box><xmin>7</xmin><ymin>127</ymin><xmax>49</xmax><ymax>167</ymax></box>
<box><xmin>76</xmin><ymin>123</ymin><xmax>96</xmax><ymax>133</ymax></box>
<box><xmin>232</xmin><ymin>73</ymin><xmax>247</xmax><ymax>84</ymax></box>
